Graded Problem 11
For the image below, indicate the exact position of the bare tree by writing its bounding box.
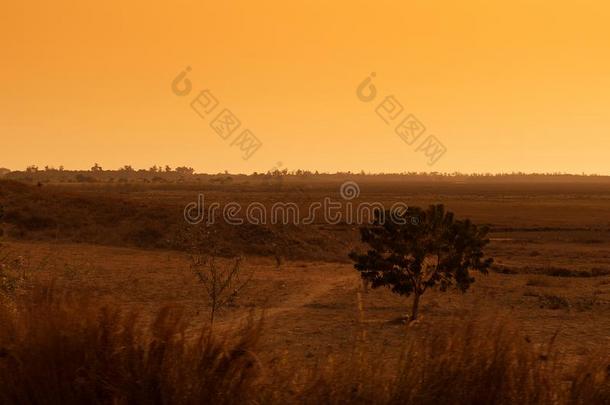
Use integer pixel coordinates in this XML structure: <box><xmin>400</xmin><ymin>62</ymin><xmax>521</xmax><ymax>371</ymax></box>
<box><xmin>190</xmin><ymin>254</ymin><xmax>254</xmax><ymax>326</ymax></box>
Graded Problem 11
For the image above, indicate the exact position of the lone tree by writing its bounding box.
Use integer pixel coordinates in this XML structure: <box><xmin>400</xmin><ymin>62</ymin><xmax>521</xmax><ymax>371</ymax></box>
<box><xmin>349</xmin><ymin>204</ymin><xmax>493</xmax><ymax>321</ymax></box>
<box><xmin>181</xmin><ymin>225</ymin><xmax>254</xmax><ymax>327</ymax></box>
<box><xmin>190</xmin><ymin>254</ymin><xmax>253</xmax><ymax>326</ymax></box>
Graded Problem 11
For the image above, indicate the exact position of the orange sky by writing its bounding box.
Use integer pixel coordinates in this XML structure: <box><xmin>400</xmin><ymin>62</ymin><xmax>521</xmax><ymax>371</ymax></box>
<box><xmin>2</xmin><ymin>0</ymin><xmax>609</xmax><ymax>174</ymax></box>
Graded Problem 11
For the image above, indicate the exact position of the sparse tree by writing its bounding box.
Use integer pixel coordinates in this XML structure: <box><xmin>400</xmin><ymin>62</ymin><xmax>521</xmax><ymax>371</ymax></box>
<box><xmin>190</xmin><ymin>254</ymin><xmax>253</xmax><ymax>326</ymax></box>
<box><xmin>183</xmin><ymin>226</ymin><xmax>253</xmax><ymax>326</ymax></box>
<box><xmin>349</xmin><ymin>204</ymin><xmax>493</xmax><ymax>321</ymax></box>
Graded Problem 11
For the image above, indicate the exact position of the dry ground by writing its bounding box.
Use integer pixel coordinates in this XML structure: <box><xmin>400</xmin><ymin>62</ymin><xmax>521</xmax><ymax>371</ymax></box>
<box><xmin>5</xmin><ymin>238</ymin><xmax>609</xmax><ymax>368</ymax></box>
<box><xmin>2</xmin><ymin>178</ymin><xmax>609</xmax><ymax>374</ymax></box>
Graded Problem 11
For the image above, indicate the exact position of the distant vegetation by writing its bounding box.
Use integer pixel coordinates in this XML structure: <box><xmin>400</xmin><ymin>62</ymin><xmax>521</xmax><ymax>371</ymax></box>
<box><xmin>2</xmin><ymin>165</ymin><xmax>609</xmax><ymax>184</ymax></box>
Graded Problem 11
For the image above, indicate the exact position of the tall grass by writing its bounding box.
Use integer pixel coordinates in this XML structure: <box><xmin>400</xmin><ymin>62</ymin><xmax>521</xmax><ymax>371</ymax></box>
<box><xmin>0</xmin><ymin>284</ymin><xmax>262</xmax><ymax>405</ymax></box>
<box><xmin>275</xmin><ymin>315</ymin><xmax>558</xmax><ymax>405</ymax></box>
<box><xmin>0</xmin><ymin>283</ymin><xmax>608</xmax><ymax>404</ymax></box>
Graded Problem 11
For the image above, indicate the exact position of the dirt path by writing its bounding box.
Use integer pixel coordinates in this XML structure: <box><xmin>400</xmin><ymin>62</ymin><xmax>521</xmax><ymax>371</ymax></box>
<box><xmin>215</xmin><ymin>266</ymin><xmax>356</xmax><ymax>331</ymax></box>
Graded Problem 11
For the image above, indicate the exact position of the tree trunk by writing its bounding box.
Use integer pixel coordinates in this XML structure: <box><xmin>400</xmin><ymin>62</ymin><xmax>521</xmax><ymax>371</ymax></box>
<box><xmin>411</xmin><ymin>292</ymin><xmax>421</xmax><ymax>321</ymax></box>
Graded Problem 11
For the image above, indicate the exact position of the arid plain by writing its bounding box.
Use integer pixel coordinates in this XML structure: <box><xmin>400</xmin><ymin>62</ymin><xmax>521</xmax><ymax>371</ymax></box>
<box><xmin>2</xmin><ymin>175</ymin><xmax>609</xmax><ymax>365</ymax></box>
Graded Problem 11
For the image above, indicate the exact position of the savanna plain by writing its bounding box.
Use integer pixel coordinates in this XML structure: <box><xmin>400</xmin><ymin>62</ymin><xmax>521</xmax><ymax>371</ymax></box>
<box><xmin>0</xmin><ymin>174</ymin><xmax>609</xmax><ymax>404</ymax></box>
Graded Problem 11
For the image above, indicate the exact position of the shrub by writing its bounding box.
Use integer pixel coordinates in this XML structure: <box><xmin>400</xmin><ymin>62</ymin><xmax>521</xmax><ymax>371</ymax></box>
<box><xmin>189</xmin><ymin>254</ymin><xmax>254</xmax><ymax>325</ymax></box>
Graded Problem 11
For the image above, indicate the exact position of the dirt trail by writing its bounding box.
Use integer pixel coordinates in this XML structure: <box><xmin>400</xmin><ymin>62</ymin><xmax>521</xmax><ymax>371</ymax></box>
<box><xmin>215</xmin><ymin>268</ymin><xmax>356</xmax><ymax>331</ymax></box>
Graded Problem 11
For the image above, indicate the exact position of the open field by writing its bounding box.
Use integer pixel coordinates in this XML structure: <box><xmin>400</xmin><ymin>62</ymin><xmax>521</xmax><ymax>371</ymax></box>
<box><xmin>1</xmin><ymin>177</ymin><xmax>610</xmax><ymax>402</ymax></box>
<box><xmin>4</xmin><ymin>239</ymin><xmax>610</xmax><ymax>366</ymax></box>
<box><xmin>2</xmin><ymin>179</ymin><xmax>610</xmax><ymax>354</ymax></box>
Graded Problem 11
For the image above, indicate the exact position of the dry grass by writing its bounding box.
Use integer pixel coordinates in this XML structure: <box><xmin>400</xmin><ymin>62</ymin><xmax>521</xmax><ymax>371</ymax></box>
<box><xmin>526</xmin><ymin>277</ymin><xmax>553</xmax><ymax>287</ymax></box>
<box><xmin>0</xmin><ymin>283</ymin><xmax>263</xmax><ymax>405</ymax></box>
<box><xmin>569</xmin><ymin>355</ymin><xmax>610</xmax><ymax>404</ymax></box>
<box><xmin>0</xmin><ymin>281</ymin><xmax>608</xmax><ymax>404</ymax></box>
<box><xmin>272</xmin><ymin>318</ymin><xmax>557</xmax><ymax>404</ymax></box>
<box><xmin>2</xmin><ymin>177</ymin><xmax>610</xmax><ymax>403</ymax></box>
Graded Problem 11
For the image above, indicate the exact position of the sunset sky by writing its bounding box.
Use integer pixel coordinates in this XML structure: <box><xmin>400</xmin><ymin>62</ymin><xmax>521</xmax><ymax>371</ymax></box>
<box><xmin>2</xmin><ymin>0</ymin><xmax>609</xmax><ymax>174</ymax></box>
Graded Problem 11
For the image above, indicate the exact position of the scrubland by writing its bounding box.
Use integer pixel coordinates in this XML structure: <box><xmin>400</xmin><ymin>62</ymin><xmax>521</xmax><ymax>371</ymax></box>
<box><xmin>0</xmin><ymin>176</ymin><xmax>609</xmax><ymax>404</ymax></box>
